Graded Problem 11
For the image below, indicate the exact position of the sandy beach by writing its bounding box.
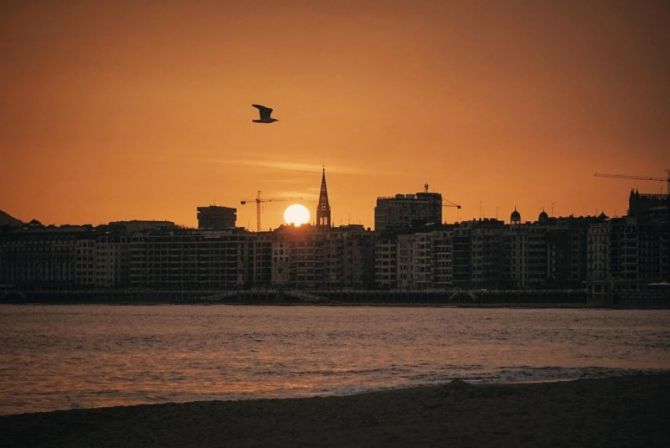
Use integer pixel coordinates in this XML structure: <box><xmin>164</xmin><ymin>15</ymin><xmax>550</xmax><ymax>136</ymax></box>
<box><xmin>1</xmin><ymin>373</ymin><xmax>669</xmax><ymax>448</ymax></box>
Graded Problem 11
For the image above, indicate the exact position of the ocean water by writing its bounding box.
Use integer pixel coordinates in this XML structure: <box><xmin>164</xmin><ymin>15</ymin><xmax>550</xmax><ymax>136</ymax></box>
<box><xmin>1</xmin><ymin>304</ymin><xmax>669</xmax><ymax>415</ymax></box>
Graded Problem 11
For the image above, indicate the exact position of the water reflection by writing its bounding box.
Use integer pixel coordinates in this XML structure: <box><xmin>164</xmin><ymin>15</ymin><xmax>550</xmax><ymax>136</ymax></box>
<box><xmin>1</xmin><ymin>305</ymin><xmax>669</xmax><ymax>415</ymax></box>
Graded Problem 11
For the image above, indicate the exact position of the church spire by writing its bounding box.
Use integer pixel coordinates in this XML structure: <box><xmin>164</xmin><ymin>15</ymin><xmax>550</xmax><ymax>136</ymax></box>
<box><xmin>316</xmin><ymin>167</ymin><xmax>331</xmax><ymax>227</ymax></box>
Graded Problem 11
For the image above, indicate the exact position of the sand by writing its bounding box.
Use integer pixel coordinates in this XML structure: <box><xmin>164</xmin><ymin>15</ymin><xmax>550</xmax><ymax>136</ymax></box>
<box><xmin>1</xmin><ymin>373</ymin><xmax>669</xmax><ymax>448</ymax></box>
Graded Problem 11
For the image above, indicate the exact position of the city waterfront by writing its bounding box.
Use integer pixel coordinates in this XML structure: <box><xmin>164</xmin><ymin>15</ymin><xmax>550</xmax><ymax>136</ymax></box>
<box><xmin>2</xmin><ymin>304</ymin><xmax>669</xmax><ymax>416</ymax></box>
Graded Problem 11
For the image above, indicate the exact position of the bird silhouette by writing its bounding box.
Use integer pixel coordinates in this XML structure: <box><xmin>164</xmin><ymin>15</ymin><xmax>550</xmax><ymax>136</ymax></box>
<box><xmin>252</xmin><ymin>104</ymin><xmax>278</xmax><ymax>123</ymax></box>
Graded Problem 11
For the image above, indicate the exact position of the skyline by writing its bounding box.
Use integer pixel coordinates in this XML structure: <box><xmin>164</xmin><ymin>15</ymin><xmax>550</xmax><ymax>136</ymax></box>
<box><xmin>1</xmin><ymin>165</ymin><xmax>665</xmax><ymax>230</ymax></box>
<box><xmin>1</xmin><ymin>1</ymin><xmax>669</xmax><ymax>229</ymax></box>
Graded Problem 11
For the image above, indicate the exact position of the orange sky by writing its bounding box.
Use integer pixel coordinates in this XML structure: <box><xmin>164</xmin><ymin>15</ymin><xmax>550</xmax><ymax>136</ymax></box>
<box><xmin>1</xmin><ymin>1</ymin><xmax>668</xmax><ymax>230</ymax></box>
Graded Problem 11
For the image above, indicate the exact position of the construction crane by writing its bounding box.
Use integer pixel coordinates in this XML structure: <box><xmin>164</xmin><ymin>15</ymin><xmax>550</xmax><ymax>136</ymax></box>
<box><xmin>442</xmin><ymin>199</ymin><xmax>462</xmax><ymax>223</ymax></box>
<box><xmin>240</xmin><ymin>191</ymin><xmax>303</xmax><ymax>232</ymax></box>
<box><xmin>424</xmin><ymin>183</ymin><xmax>461</xmax><ymax>209</ymax></box>
<box><xmin>442</xmin><ymin>199</ymin><xmax>462</xmax><ymax>209</ymax></box>
<box><xmin>594</xmin><ymin>169</ymin><xmax>670</xmax><ymax>194</ymax></box>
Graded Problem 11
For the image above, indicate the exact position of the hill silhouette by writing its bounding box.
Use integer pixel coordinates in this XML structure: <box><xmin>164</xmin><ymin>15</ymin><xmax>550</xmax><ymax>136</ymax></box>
<box><xmin>0</xmin><ymin>210</ymin><xmax>23</xmax><ymax>227</ymax></box>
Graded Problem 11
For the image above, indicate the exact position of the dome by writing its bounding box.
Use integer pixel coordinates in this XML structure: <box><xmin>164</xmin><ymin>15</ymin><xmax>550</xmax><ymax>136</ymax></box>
<box><xmin>510</xmin><ymin>208</ymin><xmax>521</xmax><ymax>223</ymax></box>
<box><xmin>538</xmin><ymin>210</ymin><xmax>548</xmax><ymax>223</ymax></box>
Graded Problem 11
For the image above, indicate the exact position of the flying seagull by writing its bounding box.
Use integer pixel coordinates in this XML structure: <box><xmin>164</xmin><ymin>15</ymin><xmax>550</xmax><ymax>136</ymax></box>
<box><xmin>252</xmin><ymin>104</ymin><xmax>278</xmax><ymax>123</ymax></box>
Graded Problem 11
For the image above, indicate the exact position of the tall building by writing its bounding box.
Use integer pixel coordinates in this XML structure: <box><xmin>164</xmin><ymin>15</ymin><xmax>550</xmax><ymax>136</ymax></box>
<box><xmin>628</xmin><ymin>189</ymin><xmax>669</xmax><ymax>223</ymax></box>
<box><xmin>0</xmin><ymin>229</ymin><xmax>80</xmax><ymax>288</ymax></box>
<box><xmin>271</xmin><ymin>224</ymin><xmax>374</xmax><ymax>288</ymax></box>
<box><xmin>129</xmin><ymin>230</ymin><xmax>254</xmax><ymax>289</ymax></box>
<box><xmin>316</xmin><ymin>168</ymin><xmax>331</xmax><ymax>227</ymax></box>
<box><xmin>469</xmin><ymin>220</ymin><xmax>507</xmax><ymax>288</ymax></box>
<box><xmin>375</xmin><ymin>189</ymin><xmax>442</xmax><ymax>232</ymax></box>
<box><xmin>374</xmin><ymin>235</ymin><xmax>398</xmax><ymax>288</ymax></box>
<box><xmin>197</xmin><ymin>206</ymin><xmax>236</xmax><ymax>230</ymax></box>
<box><xmin>587</xmin><ymin>215</ymin><xmax>669</xmax><ymax>295</ymax></box>
<box><xmin>397</xmin><ymin>232</ymin><xmax>434</xmax><ymax>289</ymax></box>
<box><xmin>0</xmin><ymin>227</ymin><xmax>129</xmax><ymax>289</ymax></box>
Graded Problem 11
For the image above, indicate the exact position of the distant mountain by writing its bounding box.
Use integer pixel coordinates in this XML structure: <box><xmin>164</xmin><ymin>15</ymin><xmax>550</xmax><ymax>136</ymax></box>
<box><xmin>0</xmin><ymin>209</ymin><xmax>23</xmax><ymax>227</ymax></box>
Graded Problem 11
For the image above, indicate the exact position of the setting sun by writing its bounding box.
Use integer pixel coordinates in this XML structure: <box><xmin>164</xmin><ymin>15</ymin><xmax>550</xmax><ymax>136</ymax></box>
<box><xmin>284</xmin><ymin>204</ymin><xmax>310</xmax><ymax>226</ymax></box>
<box><xmin>283</xmin><ymin>204</ymin><xmax>310</xmax><ymax>226</ymax></box>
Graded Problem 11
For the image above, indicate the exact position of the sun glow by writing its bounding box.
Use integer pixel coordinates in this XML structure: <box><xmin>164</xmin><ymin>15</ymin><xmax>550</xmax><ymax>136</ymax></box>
<box><xmin>283</xmin><ymin>204</ymin><xmax>310</xmax><ymax>226</ymax></box>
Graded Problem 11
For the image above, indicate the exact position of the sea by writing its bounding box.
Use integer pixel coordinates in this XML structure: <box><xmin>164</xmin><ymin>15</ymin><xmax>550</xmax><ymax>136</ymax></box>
<box><xmin>1</xmin><ymin>304</ymin><xmax>669</xmax><ymax>415</ymax></box>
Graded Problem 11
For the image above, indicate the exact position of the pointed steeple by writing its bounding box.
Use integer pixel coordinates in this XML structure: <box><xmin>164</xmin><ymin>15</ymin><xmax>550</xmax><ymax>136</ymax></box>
<box><xmin>316</xmin><ymin>167</ymin><xmax>331</xmax><ymax>227</ymax></box>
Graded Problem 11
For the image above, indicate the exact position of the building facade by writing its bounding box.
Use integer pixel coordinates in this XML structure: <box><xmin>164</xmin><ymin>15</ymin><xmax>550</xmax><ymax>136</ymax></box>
<box><xmin>375</xmin><ymin>191</ymin><xmax>442</xmax><ymax>232</ymax></box>
<box><xmin>1</xmin><ymin>191</ymin><xmax>667</xmax><ymax>295</ymax></box>
<box><xmin>197</xmin><ymin>206</ymin><xmax>237</xmax><ymax>230</ymax></box>
<box><xmin>129</xmin><ymin>230</ymin><xmax>254</xmax><ymax>289</ymax></box>
<box><xmin>271</xmin><ymin>225</ymin><xmax>374</xmax><ymax>289</ymax></box>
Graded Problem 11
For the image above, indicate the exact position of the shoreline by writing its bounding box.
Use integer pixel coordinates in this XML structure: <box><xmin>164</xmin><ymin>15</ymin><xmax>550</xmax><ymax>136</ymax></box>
<box><xmin>2</xmin><ymin>288</ymin><xmax>668</xmax><ymax>308</ymax></box>
<box><xmin>2</xmin><ymin>373</ymin><xmax>669</xmax><ymax>447</ymax></box>
<box><xmin>1</xmin><ymin>301</ymin><xmax>668</xmax><ymax>310</ymax></box>
<box><xmin>0</xmin><ymin>300</ymin><xmax>594</xmax><ymax>308</ymax></box>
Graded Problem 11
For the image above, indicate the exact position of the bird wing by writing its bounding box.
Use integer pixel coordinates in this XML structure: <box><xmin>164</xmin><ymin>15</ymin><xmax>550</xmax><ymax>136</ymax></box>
<box><xmin>252</xmin><ymin>104</ymin><xmax>273</xmax><ymax>120</ymax></box>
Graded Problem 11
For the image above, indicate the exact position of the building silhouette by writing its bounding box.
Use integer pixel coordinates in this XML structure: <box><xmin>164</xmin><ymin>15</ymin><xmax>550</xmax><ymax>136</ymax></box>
<box><xmin>271</xmin><ymin>224</ymin><xmax>374</xmax><ymax>289</ymax></box>
<box><xmin>130</xmin><ymin>230</ymin><xmax>252</xmax><ymax>289</ymax></box>
<box><xmin>375</xmin><ymin>189</ymin><xmax>442</xmax><ymax>232</ymax></box>
<box><xmin>628</xmin><ymin>189</ymin><xmax>670</xmax><ymax>223</ymax></box>
<box><xmin>197</xmin><ymin>206</ymin><xmax>236</xmax><ymax>230</ymax></box>
<box><xmin>0</xmin><ymin>183</ymin><xmax>668</xmax><ymax>303</ymax></box>
<box><xmin>510</xmin><ymin>207</ymin><xmax>521</xmax><ymax>226</ymax></box>
<box><xmin>316</xmin><ymin>168</ymin><xmax>332</xmax><ymax>227</ymax></box>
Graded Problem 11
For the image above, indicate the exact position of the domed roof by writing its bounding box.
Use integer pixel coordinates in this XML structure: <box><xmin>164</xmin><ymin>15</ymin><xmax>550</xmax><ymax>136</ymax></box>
<box><xmin>538</xmin><ymin>210</ymin><xmax>548</xmax><ymax>222</ymax></box>
<box><xmin>510</xmin><ymin>208</ymin><xmax>521</xmax><ymax>222</ymax></box>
